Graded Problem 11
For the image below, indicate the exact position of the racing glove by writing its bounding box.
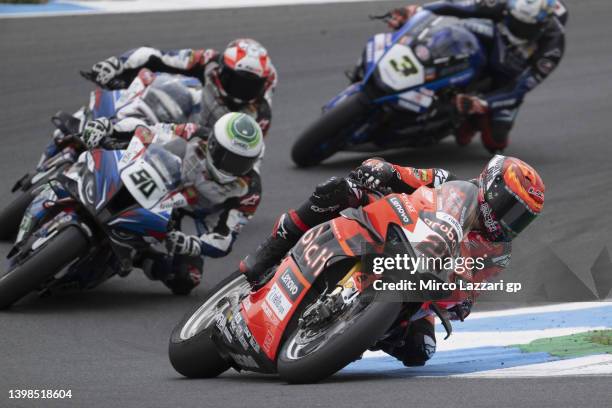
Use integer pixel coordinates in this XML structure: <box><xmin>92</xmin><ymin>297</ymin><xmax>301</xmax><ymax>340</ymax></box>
<box><xmin>349</xmin><ymin>158</ymin><xmax>399</xmax><ymax>193</ymax></box>
<box><xmin>455</xmin><ymin>94</ymin><xmax>489</xmax><ymax>115</ymax></box>
<box><xmin>166</xmin><ymin>231</ymin><xmax>202</xmax><ymax>257</ymax></box>
<box><xmin>82</xmin><ymin>118</ymin><xmax>113</xmax><ymax>149</ymax></box>
<box><xmin>387</xmin><ymin>5</ymin><xmax>420</xmax><ymax>29</ymax></box>
<box><xmin>91</xmin><ymin>56</ymin><xmax>125</xmax><ymax>88</ymax></box>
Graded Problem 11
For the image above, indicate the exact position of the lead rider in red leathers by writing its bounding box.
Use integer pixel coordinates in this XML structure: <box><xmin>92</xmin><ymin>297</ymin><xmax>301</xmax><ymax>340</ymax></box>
<box><xmin>240</xmin><ymin>156</ymin><xmax>545</xmax><ymax>366</ymax></box>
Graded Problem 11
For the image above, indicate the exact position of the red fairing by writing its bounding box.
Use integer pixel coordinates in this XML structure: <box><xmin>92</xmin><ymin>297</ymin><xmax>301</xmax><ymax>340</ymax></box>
<box><xmin>241</xmin><ymin>256</ymin><xmax>312</xmax><ymax>360</ymax></box>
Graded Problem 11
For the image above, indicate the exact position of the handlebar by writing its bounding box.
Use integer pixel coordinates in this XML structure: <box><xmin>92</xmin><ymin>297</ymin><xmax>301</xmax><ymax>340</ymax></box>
<box><xmin>368</xmin><ymin>12</ymin><xmax>391</xmax><ymax>21</ymax></box>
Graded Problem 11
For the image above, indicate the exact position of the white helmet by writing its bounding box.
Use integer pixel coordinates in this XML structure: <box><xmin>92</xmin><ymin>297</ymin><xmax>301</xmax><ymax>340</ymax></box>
<box><xmin>506</xmin><ymin>0</ymin><xmax>556</xmax><ymax>40</ymax></box>
<box><xmin>205</xmin><ymin>112</ymin><xmax>263</xmax><ymax>183</ymax></box>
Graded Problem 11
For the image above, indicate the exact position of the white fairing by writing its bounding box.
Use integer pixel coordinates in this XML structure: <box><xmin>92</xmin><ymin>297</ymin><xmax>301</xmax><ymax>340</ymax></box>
<box><xmin>118</xmin><ymin>136</ymin><xmax>145</xmax><ymax>170</ymax></box>
<box><xmin>121</xmin><ymin>159</ymin><xmax>169</xmax><ymax>210</ymax></box>
<box><xmin>378</xmin><ymin>44</ymin><xmax>425</xmax><ymax>91</ymax></box>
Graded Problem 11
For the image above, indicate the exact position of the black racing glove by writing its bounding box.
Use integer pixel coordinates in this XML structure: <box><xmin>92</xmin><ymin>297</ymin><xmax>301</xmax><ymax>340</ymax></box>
<box><xmin>349</xmin><ymin>158</ymin><xmax>399</xmax><ymax>194</ymax></box>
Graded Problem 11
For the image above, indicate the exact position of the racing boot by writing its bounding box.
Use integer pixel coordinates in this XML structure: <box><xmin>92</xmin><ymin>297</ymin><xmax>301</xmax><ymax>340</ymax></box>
<box><xmin>455</xmin><ymin>120</ymin><xmax>477</xmax><ymax>146</ymax></box>
<box><xmin>480</xmin><ymin>117</ymin><xmax>510</xmax><ymax>154</ymax></box>
<box><xmin>241</xmin><ymin>177</ymin><xmax>362</xmax><ymax>287</ymax></box>
<box><xmin>240</xmin><ymin>211</ymin><xmax>307</xmax><ymax>286</ymax></box>
<box><xmin>375</xmin><ymin>314</ymin><xmax>437</xmax><ymax>367</ymax></box>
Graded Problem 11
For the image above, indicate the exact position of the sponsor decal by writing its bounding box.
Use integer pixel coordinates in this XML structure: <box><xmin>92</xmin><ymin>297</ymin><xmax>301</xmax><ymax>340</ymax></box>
<box><xmin>434</xmin><ymin>169</ymin><xmax>449</xmax><ymax>186</ymax></box>
<box><xmin>310</xmin><ymin>204</ymin><xmax>340</xmax><ymax>213</ymax></box>
<box><xmin>262</xmin><ymin>329</ymin><xmax>274</xmax><ymax>353</ymax></box>
<box><xmin>480</xmin><ymin>202</ymin><xmax>500</xmax><ymax>235</ymax></box>
<box><xmin>399</xmin><ymin>194</ymin><xmax>417</xmax><ymax>215</ymax></box>
<box><xmin>299</xmin><ymin>225</ymin><xmax>334</xmax><ymax>277</ymax></box>
<box><xmin>412</xmin><ymin>168</ymin><xmax>430</xmax><ymax>182</ymax></box>
<box><xmin>228</xmin><ymin>352</ymin><xmax>259</xmax><ymax>369</ymax></box>
<box><xmin>387</xmin><ymin>196</ymin><xmax>413</xmax><ymax>225</ymax></box>
<box><xmin>264</xmin><ymin>283</ymin><xmax>292</xmax><ymax>320</ymax></box>
<box><xmin>528</xmin><ymin>186</ymin><xmax>544</xmax><ymax>200</ymax></box>
<box><xmin>240</xmin><ymin>194</ymin><xmax>260</xmax><ymax>207</ymax></box>
<box><xmin>415</xmin><ymin>45</ymin><xmax>431</xmax><ymax>62</ymax></box>
<box><xmin>436</xmin><ymin>211</ymin><xmax>464</xmax><ymax>242</ymax></box>
<box><xmin>260</xmin><ymin>301</ymin><xmax>279</xmax><ymax>325</ymax></box>
<box><xmin>279</xmin><ymin>268</ymin><xmax>304</xmax><ymax>302</ymax></box>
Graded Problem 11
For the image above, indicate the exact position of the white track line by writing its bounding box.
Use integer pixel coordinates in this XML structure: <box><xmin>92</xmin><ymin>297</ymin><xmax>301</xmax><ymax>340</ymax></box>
<box><xmin>0</xmin><ymin>0</ymin><xmax>380</xmax><ymax>19</ymax></box>
<box><xmin>458</xmin><ymin>355</ymin><xmax>612</xmax><ymax>378</ymax></box>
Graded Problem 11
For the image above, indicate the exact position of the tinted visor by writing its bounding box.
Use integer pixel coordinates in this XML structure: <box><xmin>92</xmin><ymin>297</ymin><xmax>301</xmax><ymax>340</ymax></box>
<box><xmin>207</xmin><ymin>135</ymin><xmax>257</xmax><ymax>176</ymax></box>
<box><xmin>486</xmin><ymin>180</ymin><xmax>537</xmax><ymax>236</ymax></box>
<box><xmin>219</xmin><ymin>68</ymin><xmax>266</xmax><ymax>103</ymax></box>
<box><xmin>506</xmin><ymin>17</ymin><xmax>543</xmax><ymax>41</ymax></box>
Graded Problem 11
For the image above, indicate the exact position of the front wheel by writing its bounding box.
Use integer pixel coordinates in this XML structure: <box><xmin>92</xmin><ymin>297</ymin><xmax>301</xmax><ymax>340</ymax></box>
<box><xmin>291</xmin><ymin>92</ymin><xmax>371</xmax><ymax>167</ymax></box>
<box><xmin>168</xmin><ymin>272</ymin><xmax>250</xmax><ymax>378</ymax></box>
<box><xmin>277</xmin><ymin>291</ymin><xmax>401</xmax><ymax>383</ymax></box>
<box><xmin>0</xmin><ymin>226</ymin><xmax>89</xmax><ymax>309</ymax></box>
<box><xmin>0</xmin><ymin>192</ymin><xmax>33</xmax><ymax>241</ymax></box>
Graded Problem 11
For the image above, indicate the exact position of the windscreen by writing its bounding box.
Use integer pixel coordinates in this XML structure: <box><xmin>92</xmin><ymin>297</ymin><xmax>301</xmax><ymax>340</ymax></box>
<box><xmin>142</xmin><ymin>144</ymin><xmax>182</xmax><ymax>191</ymax></box>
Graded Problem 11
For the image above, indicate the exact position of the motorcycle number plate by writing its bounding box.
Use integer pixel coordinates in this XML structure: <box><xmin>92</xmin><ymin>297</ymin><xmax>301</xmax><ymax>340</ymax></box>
<box><xmin>378</xmin><ymin>44</ymin><xmax>425</xmax><ymax>91</ymax></box>
<box><xmin>121</xmin><ymin>160</ymin><xmax>168</xmax><ymax>209</ymax></box>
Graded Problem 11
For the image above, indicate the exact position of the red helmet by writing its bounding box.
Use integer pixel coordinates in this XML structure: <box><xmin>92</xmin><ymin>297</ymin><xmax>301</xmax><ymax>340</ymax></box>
<box><xmin>218</xmin><ymin>38</ymin><xmax>273</xmax><ymax>105</ymax></box>
<box><xmin>478</xmin><ymin>155</ymin><xmax>545</xmax><ymax>241</ymax></box>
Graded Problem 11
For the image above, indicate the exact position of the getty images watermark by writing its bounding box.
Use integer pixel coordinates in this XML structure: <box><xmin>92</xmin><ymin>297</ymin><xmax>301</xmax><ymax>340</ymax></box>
<box><xmin>370</xmin><ymin>253</ymin><xmax>522</xmax><ymax>294</ymax></box>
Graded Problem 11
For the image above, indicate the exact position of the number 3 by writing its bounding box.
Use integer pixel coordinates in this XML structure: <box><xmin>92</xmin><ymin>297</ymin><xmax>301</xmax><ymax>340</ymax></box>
<box><xmin>389</xmin><ymin>55</ymin><xmax>418</xmax><ymax>77</ymax></box>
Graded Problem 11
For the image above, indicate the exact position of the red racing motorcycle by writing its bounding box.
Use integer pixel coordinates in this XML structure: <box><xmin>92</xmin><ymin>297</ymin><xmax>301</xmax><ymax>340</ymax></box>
<box><xmin>169</xmin><ymin>180</ymin><xmax>477</xmax><ymax>383</ymax></box>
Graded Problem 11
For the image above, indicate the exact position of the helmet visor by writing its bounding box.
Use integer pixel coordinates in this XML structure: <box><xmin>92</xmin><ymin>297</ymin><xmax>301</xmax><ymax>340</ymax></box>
<box><xmin>207</xmin><ymin>135</ymin><xmax>258</xmax><ymax>177</ymax></box>
<box><xmin>219</xmin><ymin>68</ymin><xmax>267</xmax><ymax>103</ymax></box>
<box><xmin>487</xmin><ymin>181</ymin><xmax>537</xmax><ymax>237</ymax></box>
<box><xmin>506</xmin><ymin>16</ymin><xmax>543</xmax><ymax>41</ymax></box>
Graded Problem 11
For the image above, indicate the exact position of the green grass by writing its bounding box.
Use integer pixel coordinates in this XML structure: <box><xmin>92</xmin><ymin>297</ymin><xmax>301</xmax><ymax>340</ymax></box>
<box><xmin>515</xmin><ymin>330</ymin><xmax>612</xmax><ymax>358</ymax></box>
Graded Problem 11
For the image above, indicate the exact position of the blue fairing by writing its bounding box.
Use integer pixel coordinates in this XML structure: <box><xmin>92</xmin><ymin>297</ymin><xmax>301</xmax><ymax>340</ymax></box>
<box><xmin>92</xmin><ymin>89</ymin><xmax>120</xmax><ymax>119</ymax></box>
<box><xmin>91</xmin><ymin>149</ymin><xmax>123</xmax><ymax>210</ymax></box>
<box><xmin>110</xmin><ymin>208</ymin><xmax>169</xmax><ymax>237</ymax></box>
<box><xmin>323</xmin><ymin>10</ymin><xmax>486</xmax><ymax>143</ymax></box>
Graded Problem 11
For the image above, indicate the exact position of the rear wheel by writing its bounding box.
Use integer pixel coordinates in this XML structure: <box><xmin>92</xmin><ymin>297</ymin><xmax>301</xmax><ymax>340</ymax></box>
<box><xmin>0</xmin><ymin>192</ymin><xmax>33</xmax><ymax>241</ymax></box>
<box><xmin>0</xmin><ymin>226</ymin><xmax>88</xmax><ymax>309</ymax></box>
<box><xmin>277</xmin><ymin>274</ymin><xmax>401</xmax><ymax>383</ymax></box>
<box><xmin>291</xmin><ymin>92</ymin><xmax>371</xmax><ymax>167</ymax></box>
<box><xmin>168</xmin><ymin>272</ymin><xmax>250</xmax><ymax>378</ymax></box>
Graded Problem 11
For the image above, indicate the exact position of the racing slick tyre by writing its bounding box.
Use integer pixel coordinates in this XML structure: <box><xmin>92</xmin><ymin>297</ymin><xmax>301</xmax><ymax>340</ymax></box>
<box><xmin>291</xmin><ymin>92</ymin><xmax>370</xmax><ymax>167</ymax></box>
<box><xmin>169</xmin><ymin>272</ymin><xmax>249</xmax><ymax>378</ymax></box>
<box><xmin>0</xmin><ymin>192</ymin><xmax>33</xmax><ymax>240</ymax></box>
<box><xmin>0</xmin><ymin>226</ymin><xmax>88</xmax><ymax>309</ymax></box>
<box><xmin>277</xmin><ymin>288</ymin><xmax>401</xmax><ymax>383</ymax></box>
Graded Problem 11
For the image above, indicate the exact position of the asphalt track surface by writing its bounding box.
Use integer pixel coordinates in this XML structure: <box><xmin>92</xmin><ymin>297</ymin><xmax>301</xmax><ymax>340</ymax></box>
<box><xmin>0</xmin><ymin>0</ymin><xmax>611</xmax><ymax>407</ymax></box>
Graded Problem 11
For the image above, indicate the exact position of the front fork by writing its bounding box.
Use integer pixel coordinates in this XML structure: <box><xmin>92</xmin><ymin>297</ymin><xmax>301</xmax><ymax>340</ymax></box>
<box><xmin>331</xmin><ymin>262</ymin><xmax>453</xmax><ymax>339</ymax></box>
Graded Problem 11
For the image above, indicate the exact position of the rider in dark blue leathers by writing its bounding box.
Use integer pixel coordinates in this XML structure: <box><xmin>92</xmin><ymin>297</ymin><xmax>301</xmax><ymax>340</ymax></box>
<box><xmin>386</xmin><ymin>0</ymin><xmax>568</xmax><ymax>152</ymax></box>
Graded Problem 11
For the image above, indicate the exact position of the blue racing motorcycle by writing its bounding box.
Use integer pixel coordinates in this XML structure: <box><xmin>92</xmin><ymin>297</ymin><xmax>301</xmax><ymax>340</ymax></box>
<box><xmin>291</xmin><ymin>10</ymin><xmax>488</xmax><ymax>166</ymax></box>
<box><xmin>0</xmin><ymin>71</ymin><xmax>200</xmax><ymax>240</ymax></box>
<box><xmin>0</xmin><ymin>135</ymin><xmax>191</xmax><ymax>309</ymax></box>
